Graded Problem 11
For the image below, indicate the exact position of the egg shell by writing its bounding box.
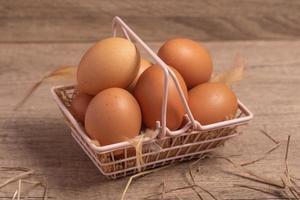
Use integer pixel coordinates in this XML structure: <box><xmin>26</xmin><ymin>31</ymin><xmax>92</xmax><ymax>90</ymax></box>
<box><xmin>134</xmin><ymin>64</ymin><xmax>188</xmax><ymax>131</ymax></box>
<box><xmin>188</xmin><ymin>82</ymin><xmax>238</xmax><ymax>125</ymax></box>
<box><xmin>85</xmin><ymin>88</ymin><xmax>142</xmax><ymax>146</ymax></box>
<box><xmin>71</xmin><ymin>92</ymin><xmax>93</xmax><ymax>122</ymax></box>
<box><xmin>77</xmin><ymin>37</ymin><xmax>140</xmax><ymax>95</ymax></box>
<box><xmin>127</xmin><ymin>58</ymin><xmax>152</xmax><ymax>91</ymax></box>
<box><xmin>158</xmin><ymin>38</ymin><xmax>213</xmax><ymax>89</ymax></box>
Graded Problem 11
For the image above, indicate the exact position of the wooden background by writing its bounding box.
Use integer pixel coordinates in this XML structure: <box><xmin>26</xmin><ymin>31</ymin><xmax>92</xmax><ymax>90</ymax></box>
<box><xmin>1</xmin><ymin>1</ymin><xmax>300</xmax><ymax>200</ymax></box>
<box><xmin>1</xmin><ymin>0</ymin><xmax>300</xmax><ymax>42</ymax></box>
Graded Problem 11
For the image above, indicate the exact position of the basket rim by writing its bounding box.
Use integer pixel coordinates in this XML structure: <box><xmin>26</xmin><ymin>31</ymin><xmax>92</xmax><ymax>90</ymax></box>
<box><xmin>51</xmin><ymin>85</ymin><xmax>253</xmax><ymax>154</ymax></box>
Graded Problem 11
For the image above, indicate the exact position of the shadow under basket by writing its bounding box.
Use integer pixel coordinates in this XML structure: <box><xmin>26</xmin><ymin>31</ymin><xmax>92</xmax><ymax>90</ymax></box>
<box><xmin>51</xmin><ymin>85</ymin><xmax>253</xmax><ymax>179</ymax></box>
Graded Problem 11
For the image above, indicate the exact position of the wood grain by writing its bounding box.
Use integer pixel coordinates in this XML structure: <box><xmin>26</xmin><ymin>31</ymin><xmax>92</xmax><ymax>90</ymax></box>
<box><xmin>1</xmin><ymin>0</ymin><xmax>300</xmax><ymax>42</ymax></box>
<box><xmin>0</xmin><ymin>41</ymin><xmax>300</xmax><ymax>199</ymax></box>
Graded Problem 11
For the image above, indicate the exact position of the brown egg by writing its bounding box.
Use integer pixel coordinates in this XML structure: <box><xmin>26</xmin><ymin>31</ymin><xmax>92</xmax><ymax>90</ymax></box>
<box><xmin>127</xmin><ymin>58</ymin><xmax>152</xmax><ymax>91</ymax></box>
<box><xmin>134</xmin><ymin>64</ymin><xmax>188</xmax><ymax>131</ymax></box>
<box><xmin>77</xmin><ymin>37</ymin><xmax>140</xmax><ymax>95</ymax></box>
<box><xmin>71</xmin><ymin>92</ymin><xmax>93</xmax><ymax>122</ymax></box>
<box><xmin>85</xmin><ymin>88</ymin><xmax>142</xmax><ymax>146</ymax></box>
<box><xmin>188</xmin><ymin>83</ymin><xmax>238</xmax><ymax>125</ymax></box>
<box><xmin>158</xmin><ymin>38</ymin><xmax>213</xmax><ymax>89</ymax></box>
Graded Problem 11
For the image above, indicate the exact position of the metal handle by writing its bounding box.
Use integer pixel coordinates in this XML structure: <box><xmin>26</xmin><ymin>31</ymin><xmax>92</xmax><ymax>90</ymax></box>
<box><xmin>112</xmin><ymin>16</ymin><xmax>197</xmax><ymax>137</ymax></box>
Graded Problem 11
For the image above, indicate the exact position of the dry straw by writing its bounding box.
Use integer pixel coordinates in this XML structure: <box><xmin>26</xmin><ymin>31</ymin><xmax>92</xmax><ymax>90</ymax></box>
<box><xmin>210</xmin><ymin>54</ymin><xmax>245</xmax><ymax>86</ymax></box>
<box><xmin>2</xmin><ymin>128</ymin><xmax>295</xmax><ymax>199</ymax></box>
<box><xmin>127</xmin><ymin>129</ymin><xmax>159</xmax><ymax>172</ymax></box>
<box><xmin>121</xmin><ymin>165</ymin><xmax>172</xmax><ymax>200</ymax></box>
<box><xmin>143</xmin><ymin>160</ymin><xmax>220</xmax><ymax>200</ymax></box>
<box><xmin>136</xmin><ymin>129</ymin><xmax>298</xmax><ymax>200</ymax></box>
<box><xmin>0</xmin><ymin>167</ymin><xmax>48</xmax><ymax>200</ymax></box>
<box><xmin>240</xmin><ymin>127</ymin><xmax>281</xmax><ymax>166</ymax></box>
<box><xmin>220</xmin><ymin>133</ymin><xmax>299</xmax><ymax>199</ymax></box>
<box><xmin>15</xmin><ymin>65</ymin><xmax>76</xmax><ymax>110</ymax></box>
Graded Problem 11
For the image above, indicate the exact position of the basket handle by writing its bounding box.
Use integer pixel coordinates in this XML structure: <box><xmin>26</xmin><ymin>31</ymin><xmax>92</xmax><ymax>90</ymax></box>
<box><xmin>112</xmin><ymin>16</ymin><xmax>198</xmax><ymax>137</ymax></box>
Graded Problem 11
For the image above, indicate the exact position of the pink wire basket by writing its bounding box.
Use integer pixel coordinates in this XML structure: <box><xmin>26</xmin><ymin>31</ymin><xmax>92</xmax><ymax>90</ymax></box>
<box><xmin>51</xmin><ymin>16</ymin><xmax>253</xmax><ymax>179</ymax></box>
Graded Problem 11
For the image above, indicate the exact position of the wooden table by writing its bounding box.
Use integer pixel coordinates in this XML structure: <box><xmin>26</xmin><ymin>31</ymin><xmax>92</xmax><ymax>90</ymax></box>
<box><xmin>1</xmin><ymin>40</ymin><xmax>300</xmax><ymax>199</ymax></box>
<box><xmin>1</xmin><ymin>0</ymin><xmax>300</xmax><ymax>199</ymax></box>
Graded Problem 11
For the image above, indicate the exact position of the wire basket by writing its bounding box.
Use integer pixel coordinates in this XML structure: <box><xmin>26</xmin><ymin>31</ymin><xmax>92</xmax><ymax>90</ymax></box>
<box><xmin>51</xmin><ymin>17</ymin><xmax>253</xmax><ymax>179</ymax></box>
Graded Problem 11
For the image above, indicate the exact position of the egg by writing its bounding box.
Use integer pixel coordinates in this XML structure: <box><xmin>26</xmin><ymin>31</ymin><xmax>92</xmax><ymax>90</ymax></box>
<box><xmin>134</xmin><ymin>64</ymin><xmax>188</xmax><ymax>131</ymax></box>
<box><xmin>127</xmin><ymin>58</ymin><xmax>152</xmax><ymax>91</ymax></box>
<box><xmin>188</xmin><ymin>82</ymin><xmax>238</xmax><ymax>125</ymax></box>
<box><xmin>77</xmin><ymin>37</ymin><xmax>140</xmax><ymax>95</ymax></box>
<box><xmin>71</xmin><ymin>92</ymin><xmax>93</xmax><ymax>122</ymax></box>
<box><xmin>85</xmin><ymin>88</ymin><xmax>142</xmax><ymax>146</ymax></box>
<box><xmin>158</xmin><ymin>38</ymin><xmax>213</xmax><ymax>89</ymax></box>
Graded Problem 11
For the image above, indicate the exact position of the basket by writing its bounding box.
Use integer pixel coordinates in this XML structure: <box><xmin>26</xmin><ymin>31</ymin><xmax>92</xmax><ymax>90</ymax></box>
<box><xmin>51</xmin><ymin>17</ymin><xmax>253</xmax><ymax>179</ymax></box>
